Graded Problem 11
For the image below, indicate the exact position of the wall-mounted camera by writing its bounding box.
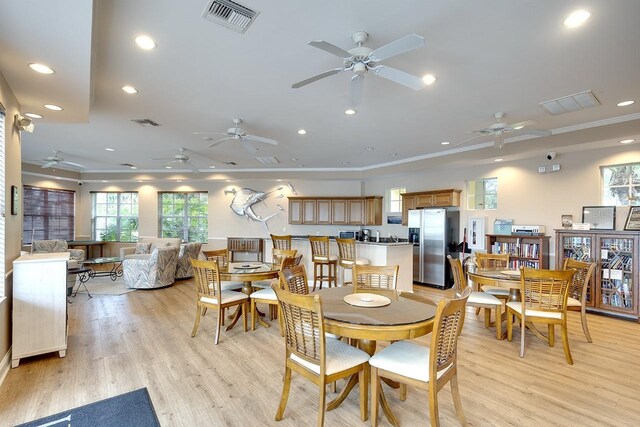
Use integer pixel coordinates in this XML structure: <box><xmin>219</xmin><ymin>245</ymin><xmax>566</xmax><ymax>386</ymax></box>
<box><xmin>546</xmin><ymin>151</ymin><xmax>557</xmax><ymax>160</ymax></box>
<box><xmin>78</xmin><ymin>181</ymin><xmax>83</xmax><ymax>186</ymax></box>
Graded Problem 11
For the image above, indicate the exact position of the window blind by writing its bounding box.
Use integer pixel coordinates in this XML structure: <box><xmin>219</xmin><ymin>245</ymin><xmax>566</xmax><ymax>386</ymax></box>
<box><xmin>23</xmin><ymin>185</ymin><xmax>75</xmax><ymax>243</ymax></box>
<box><xmin>0</xmin><ymin>106</ymin><xmax>6</xmax><ymax>289</ymax></box>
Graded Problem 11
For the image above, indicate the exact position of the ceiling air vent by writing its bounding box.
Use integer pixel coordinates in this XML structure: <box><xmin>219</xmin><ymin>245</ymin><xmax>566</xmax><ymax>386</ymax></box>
<box><xmin>202</xmin><ymin>0</ymin><xmax>259</xmax><ymax>34</ymax></box>
<box><xmin>539</xmin><ymin>90</ymin><xmax>601</xmax><ymax>115</ymax></box>
<box><xmin>119</xmin><ymin>163</ymin><xmax>135</xmax><ymax>167</ymax></box>
<box><xmin>223</xmin><ymin>161</ymin><xmax>237</xmax><ymax>166</ymax></box>
<box><xmin>130</xmin><ymin>118</ymin><xmax>161</xmax><ymax>127</ymax></box>
<box><xmin>254</xmin><ymin>156</ymin><xmax>280</xmax><ymax>164</ymax></box>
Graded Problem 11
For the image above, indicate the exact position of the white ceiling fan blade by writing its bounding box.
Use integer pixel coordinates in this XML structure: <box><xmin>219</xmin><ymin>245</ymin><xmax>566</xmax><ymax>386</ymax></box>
<box><xmin>370</xmin><ymin>34</ymin><xmax>425</xmax><ymax>62</ymax></box>
<box><xmin>350</xmin><ymin>75</ymin><xmax>364</xmax><ymax>107</ymax></box>
<box><xmin>372</xmin><ymin>65</ymin><xmax>425</xmax><ymax>90</ymax></box>
<box><xmin>453</xmin><ymin>134</ymin><xmax>485</xmax><ymax>147</ymax></box>
<box><xmin>292</xmin><ymin>68</ymin><xmax>345</xmax><ymax>89</ymax></box>
<box><xmin>192</xmin><ymin>131</ymin><xmax>227</xmax><ymax>136</ymax></box>
<box><xmin>308</xmin><ymin>40</ymin><xmax>351</xmax><ymax>58</ymax></box>
<box><xmin>244</xmin><ymin>135</ymin><xmax>278</xmax><ymax>145</ymax></box>
<box><xmin>61</xmin><ymin>161</ymin><xmax>85</xmax><ymax>169</ymax></box>
<box><xmin>209</xmin><ymin>137</ymin><xmax>233</xmax><ymax>147</ymax></box>
<box><xmin>186</xmin><ymin>161</ymin><xmax>200</xmax><ymax>174</ymax></box>
<box><xmin>41</xmin><ymin>161</ymin><xmax>57</xmax><ymax>168</ymax></box>
<box><xmin>523</xmin><ymin>129</ymin><xmax>552</xmax><ymax>137</ymax></box>
<box><xmin>241</xmin><ymin>140</ymin><xmax>259</xmax><ymax>154</ymax></box>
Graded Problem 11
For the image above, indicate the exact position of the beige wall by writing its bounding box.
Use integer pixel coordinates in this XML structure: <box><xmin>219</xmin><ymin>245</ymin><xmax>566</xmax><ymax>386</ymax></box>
<box><xmin>1</xmin><ymin>71</ymin><xmax>24</xmax><ymax>366</ymax></box>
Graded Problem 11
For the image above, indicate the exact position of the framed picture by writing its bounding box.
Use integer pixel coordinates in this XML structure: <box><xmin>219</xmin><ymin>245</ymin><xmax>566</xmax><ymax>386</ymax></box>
<box><xmin>582</xmin><ymin>206</ymin><xmax>615</xmax><ymax>230</ymax></box>
<box><xmin>386</xmin><ymin>215</ymin><xmax>402</xmax><ymax>224</ymax></box>
<box><xmin>468</xmin><ymin>217</ymin><xmax>486</xmax><ymax>250</ymax></box>
<box><xmin>11</xmin><ymin>185</ymin><xmax>18</xmax><ymax>215</ymax></box>
<box><xmin>561</xmin><ymin>214</ymin><xmax>573</xmax><ymax>228</ymax></box>
<box><xmin>624</xmin><ymin>206</ymin><xmax>640</xmax><ymax>230</ymax></box>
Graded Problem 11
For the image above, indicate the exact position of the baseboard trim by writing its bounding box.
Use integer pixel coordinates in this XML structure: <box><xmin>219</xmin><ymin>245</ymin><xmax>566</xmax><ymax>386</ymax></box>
<box><xmin>0</xmin><ymin>346</ymin><xmax>11</xmax><ymax>388</ymax></box>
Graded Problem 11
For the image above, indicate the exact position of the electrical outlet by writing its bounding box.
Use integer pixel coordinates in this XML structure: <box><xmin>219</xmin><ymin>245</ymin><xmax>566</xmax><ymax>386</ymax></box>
<box><xmin>552</xmin><ymin>164</ymin><xmax>561</xmax><ymax>172</ymax></box>
<box><xmin>282</xmin><ymin>227</ymin><xmax>286</xmax><ymax>232</ymax></box>
<box><xmin>538</xmin><ymin>166</ymin><xmax>546</xmax><ymax>173</ymax></box>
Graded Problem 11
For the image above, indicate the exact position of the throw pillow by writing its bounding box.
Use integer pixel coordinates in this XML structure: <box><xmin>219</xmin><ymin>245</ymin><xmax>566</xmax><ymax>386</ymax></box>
<box><xmin>135</xmin><ymin>242</ymin><xmax>152</xmax><ymax>254</ymax></box>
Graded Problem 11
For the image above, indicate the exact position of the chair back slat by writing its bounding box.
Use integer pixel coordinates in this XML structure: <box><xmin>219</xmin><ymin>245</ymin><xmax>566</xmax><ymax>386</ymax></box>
<box><xmin>521</xmin><ymin>267</ymin><xmax>575</xmax><ymax>311</ymax></box>
<box><xmin>273</xmin><ymin>286</ymin><xmax>324</xmax><ymax>365</ymax></box>
<box><xmin>280</xmin><ymin>264</ymin><xmax>310</xmax><ymax>295</ymax></box>
<box><xmin>336</xmin><ymin>238</ymin><xmax>357</xmax><ymax>262</ymax></box>
<box><xmin>476</xmin><ymin>252</ymin><xmax>510</xmax><ymax>269</ymax></box>
<box><xmin>191</xmin><ymin>259</ymin><xmax>222</xmax><ymax>298</ymax></box>
<box><xmin>431</xmin><ymin>287</ymin><xmax>470</xmax><ymax>376</ymax></box>
<box><xmin>309</xmin><ymin>236</ymin><xmax>330</xmax><ymax>260</ymax></box>
<box><xmin>353</xmin><ymin>265</ymin><xmax>399</xmax><ymax>292</ymax></box>
<box><xmin>273</xmin><ymin>249</ymin><xmax>297</xmax><ymax>266</ymax></box>
<box><xmin>202</xmin><ymin>249</ymin><xmax>230</xmax><ymax>267</ymax></box>
<box><xmin>271</xmin><ymin>234</ymin><xmax>292</xmax><ymax>250</ymax></box>
<box><xmin>447</xmin><ymin>255</ymin><xmax>468</xmax><ymax>295</ymax></box>
<box><xmin>563</xmin><ymin>258</ymin><xmax>596</xmax><ymax>302</ymax></box>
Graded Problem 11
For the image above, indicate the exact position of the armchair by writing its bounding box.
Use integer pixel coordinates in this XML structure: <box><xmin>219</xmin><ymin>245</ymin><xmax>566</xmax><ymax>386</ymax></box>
<box><xmin>32</xmin><ymin>239</ymin><xmax>85</xmax><ymax>261</ymax></box>
<box><xmin>175</xmin><ymin>242</ymin><xmax>203</xmax><ymax>279</ymax></box>
<box><xmin>123</xmin><ymin>246</ymin><xmax>179</xmax><ymax>289</ymax></box>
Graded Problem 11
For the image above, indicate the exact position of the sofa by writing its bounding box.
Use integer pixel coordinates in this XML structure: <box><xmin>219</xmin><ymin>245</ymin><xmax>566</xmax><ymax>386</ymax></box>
<box><xmin>123</xmin><ymin>246</ymin><xmax>180</xmax><ymax>289</ymax></box>
<box><xmin>32</xmin><ymin>239</ymin><xmax>85</xmax><ymax>261</ymax></box>
<box><xmin>120</xmin><ymin>237</ymin><xmax>182</xmax><ymax>259</ymax></box>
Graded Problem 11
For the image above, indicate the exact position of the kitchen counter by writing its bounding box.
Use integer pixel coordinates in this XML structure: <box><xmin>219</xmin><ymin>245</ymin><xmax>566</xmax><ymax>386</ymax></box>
<box><xmin>285</xmin><ymin>236</ymin><xmax>410</xmax><ymax>245</ymax></box>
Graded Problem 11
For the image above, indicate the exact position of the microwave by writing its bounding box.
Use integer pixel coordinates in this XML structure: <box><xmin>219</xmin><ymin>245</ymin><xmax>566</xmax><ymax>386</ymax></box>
<box><xmin>338</xmin><ymin>230</ymin><xmax>358</xmax><ymax>239</ymax></box>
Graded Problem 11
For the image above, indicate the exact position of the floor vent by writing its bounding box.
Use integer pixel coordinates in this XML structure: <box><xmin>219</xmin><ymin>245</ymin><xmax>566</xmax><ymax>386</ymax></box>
<box><xmin>130</xmin><ymin>118</ymin><xmax>161</xmax><ymax>127</ymax></box>
<box><xmin>254</xmin><ymin>156</ymin><xmax>279</xmax><ymax>164</ymax></box>
<box><xmin>539</xmin><ymin>90</ymin><xmax>601</xmax><ymax>115</ymax></box>
<box><xmin>202</xmin><ymin>0</ymin><xmax>259</xmax><ymax>34</ymax></box>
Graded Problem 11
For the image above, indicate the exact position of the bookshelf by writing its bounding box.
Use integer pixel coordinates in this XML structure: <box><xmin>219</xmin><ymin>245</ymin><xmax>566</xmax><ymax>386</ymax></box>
<box><xmin>485</xmin><ymin>233</ymin><xmax>550</xmax><ymax>269</ymax></box>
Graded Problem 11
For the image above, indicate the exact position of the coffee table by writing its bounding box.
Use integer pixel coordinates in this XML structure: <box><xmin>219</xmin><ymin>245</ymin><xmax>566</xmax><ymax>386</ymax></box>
<box><xmin>82</xmin><ymin>257</ymin><xmax>124</xmax><ymax>281</ymax></box>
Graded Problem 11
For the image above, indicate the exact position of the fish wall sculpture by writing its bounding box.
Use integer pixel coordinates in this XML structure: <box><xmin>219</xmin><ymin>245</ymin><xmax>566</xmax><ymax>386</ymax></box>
<box><xmin>229</xmin><ymin>186</ymin><xmax>283</xmax><ymax>225</ymax></box>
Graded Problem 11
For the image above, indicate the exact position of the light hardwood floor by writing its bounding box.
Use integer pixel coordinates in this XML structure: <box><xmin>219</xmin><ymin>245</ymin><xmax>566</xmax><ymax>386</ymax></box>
<box><xmin>1</xmin><ymin>280</ymin><xmax>639</xmax><ymax>426</ymax></box>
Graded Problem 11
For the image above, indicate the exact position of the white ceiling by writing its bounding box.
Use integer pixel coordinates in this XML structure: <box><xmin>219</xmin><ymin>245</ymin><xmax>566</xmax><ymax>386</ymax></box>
<box><xmin>2</xmin><ymin>0</ymin><xmax>640</xmax><ymax>175</ymax></box>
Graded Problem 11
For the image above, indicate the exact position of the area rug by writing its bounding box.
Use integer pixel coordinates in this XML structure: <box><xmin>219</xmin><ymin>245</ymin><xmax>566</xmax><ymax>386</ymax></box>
<box><xmin>15</xmin><ymin>388</ymin><xmax>160</xmax><ymax>427</ymax></box>
<box><xmin>73</xmin><ymin>275</ymin><xmax>136</xmax><ymax>296</ymax></box>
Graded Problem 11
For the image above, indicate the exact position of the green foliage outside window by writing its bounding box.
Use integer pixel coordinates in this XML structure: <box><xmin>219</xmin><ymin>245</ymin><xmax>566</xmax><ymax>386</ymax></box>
<box><xmin>158</xmin><ymin>192</ymin><xmax>208</xmax><ymax>242</ymax></box>
<box><xmin>92</xmin><ymin>192</ymin><xmax>139</xmax><ymax>242</ymax></box>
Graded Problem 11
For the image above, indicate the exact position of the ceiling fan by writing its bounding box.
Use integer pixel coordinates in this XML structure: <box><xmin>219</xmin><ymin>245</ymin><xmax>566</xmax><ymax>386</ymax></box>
<box><xmin>153</xmin><ymin>148</ymin><xmax>202</xmax><ymax>173</ymax></box>
<box><xmin>194</xmin><ymin>118</ymin><xmax>278</xmax><ymax>155</ymax></box>
<box><xmin>455</xmin><ymin>112</ymin><xmax>552</xmax><ymax>148</ymax></box>
<box><xmin>41</xmin><ymin>151</ymin><xmax>85</xmax><ymax>170</ymax></box>
<box><xmin>292</xmin><ymin>31</ymin><xmax>427</xmax><ymax>106</ymax></box>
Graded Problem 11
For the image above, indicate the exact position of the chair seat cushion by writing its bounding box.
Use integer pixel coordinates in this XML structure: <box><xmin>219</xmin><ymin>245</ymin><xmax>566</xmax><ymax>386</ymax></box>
<box><xmin>250</xmin><ymin>288</ymin><xmax>277</xmax><ymax>301</ymax></box>
<box><xmin>290</xmin><ymin>337</ymin><xmax>369</xmax><ymax>375</ymax></box>
<box><xmin>201</xmin><ymin>291</ymin><xmax>248</xmax><ymax>305</ymax></box>
<box><xmin>252</xmin><ymin>279</ymin><xmax>276</xmax><ymax>289</ymax></box>
<box><xmin>506</xmin><ymin>301</ymin><xmax>562</xmax><ymax>319</ymax></box>
<box><xmin>313</xmin><ymin>255</ymin><xmax>338</xmax><ymax>262</ymax></box>
<box><xmin>567</xmin><ymin>297</ymin><xmax>582</xmax><ymax>307</ymax></box>
<box><xmin>369</xmin><ymin>341</ymin><xmax>450</xmax><ymax>383</ymax></box>
<box><xmin>481</xmin><ymin>285</ymin><xmax>510</xmax><ymax>296</ymax></box>
<box><xmin>221</xmin><ymin>281</ymin><xmax>244</xmax><ymax>291</ymax></box>
<box><xmin>468</xmin><ymin>291</ymin><xmax>502</xmax><ymax>306</ymax></box>
<box><xmin>341</xmin><ymin>258</ymin><xmax>370</xmax><ymax>266</ymax></box>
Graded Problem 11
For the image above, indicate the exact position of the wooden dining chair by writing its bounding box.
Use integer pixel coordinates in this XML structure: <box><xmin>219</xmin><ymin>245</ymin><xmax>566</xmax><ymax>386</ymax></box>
<box><xmin>252</xmin><ymin>249</ymin><xmax>298</xmax><ymax>289</ymax></box>
<box><xmin>369</xmin><ymin>287</ymin><xmax>471</xmax><ymax>427</ymax></box>
<box><xmin>506</xmin><ymin>267</ymin><xmax>575</xmax><ymax>364</ymax></box>
<box><xmin>563</xmin><ymin>258</ymin><xmax>597</xmax><ymax>342</ymax></box>
<box><xmin>448</xmin><ymin>255</ymin><xmax>503</xmax><ymax>339</ymax></box>
<box><xmin>202</xmin><ymin>248</ymin><xmax>243</xmax><ymax>291</ymax></box>
<box><xmin>309</xmin><ymin>236</ymin><xmax>338</xmax><ymax>290</ymax></box>
<box><xmin>250</xmin><ymin>255</ymin><xmax>302</xmax><ymax>333</ymax></box>
<box><xmin>279</xmin><ymin>264</ymin><xmax>310</xmax><ymax>295</ymax></box>
<box><xmin>352</xmin><ymin>264</ymin><xmax>399</xmax><ymax>296</ymax></box>
<box><xmin>336</xmin><ymin>237</ymin><xmax>370</xmax><ymax>286</ymax></box>
<box><xmin>473</xmin><ymin>252</ymin><xmax>511</xmax><ymax>314</ymax></box>
<box><xmin>272</xmin><ymin>285</ymin><xmax>370</xmax><ymax>426</ymax></box>
<box><xmin>271</xmin><ymin>234</ymin><xmax>292</xmax><ymax>250</ymax></box>
<box><xmin>190</xmin><ymin>259</ymin><xmax>249</xmax><ymax>345</ymax></box>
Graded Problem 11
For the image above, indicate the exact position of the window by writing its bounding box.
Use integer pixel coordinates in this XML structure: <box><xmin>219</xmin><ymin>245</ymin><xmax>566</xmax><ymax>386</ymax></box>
<box><xmin>602</xmin><ymin>163</ymin><xmax>640</xmax><ymax>206</ymax></box>
<box><xmin>23</xmin><ymin>186</ymin><xmax>75</xmax><ymax>244</ymax></box>
<box><xmin>158</xmin><ymin>192</ymin><xmax>208</xmax><ymax>242</ymax></box>
<box><xmin>92</xmin><ymin>192</ymin><xmax>139</xmax><ymax>242</ymax></box>
<box><xmin>467</xmin><ymin>178</ymin><xmax>498</xmax><ymax>210</ymax></box>
<box><xmin>0</xmin><ymin>106</ymin><xmax>5</xmax><ymax>294</ymax></box>
<box><xmin>387</xmin><ymin>187</ymin><xmax>406</xmax><ymax>213</ymax></box>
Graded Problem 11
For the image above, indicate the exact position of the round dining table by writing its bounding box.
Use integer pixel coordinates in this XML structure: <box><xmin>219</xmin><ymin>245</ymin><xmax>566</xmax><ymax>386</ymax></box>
<box><xmin>467</xmin><ymin>268</ymin><xmax>521</xmax><ymax>301</ymax></box>
<box><xmin>315</xmin><ymin>286</ymin><xmax>437</xmax><ymax>425</ymax></box>
<box><xmin>218</xmin><ymin>262</ymin><xmax>279</xmax><ymax>330</ymax></box>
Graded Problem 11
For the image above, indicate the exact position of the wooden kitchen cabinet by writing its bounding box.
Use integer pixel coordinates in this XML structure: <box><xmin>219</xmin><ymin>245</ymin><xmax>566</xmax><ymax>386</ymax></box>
<box><xmin>289</xmin><ymin>199</ymin><xmax>303</xmax><ymax>224</ymax></box>
<box><xmin>365</xmin><ymin>197</ymin><xmax>383</xmax><ymax>225</ymax></box>
<box><xmin>401</xmin><ymin>189</ymin><xmax>461</xmax><ymax>225</ymax></box>
<box><xmin>331</xmin><ymin>200</ymin><xmax>348</xmax><ymax>225</ymax></box>
<box><xmin>348</xmin><ymin>199</ymin><xmax>365</xmax><ymax>225</ymax></box>
<box><xmin>316</xmin><ymin>200</ymin><xmax>332</xmax><ymax>224</ymax></box>
<box><xmin>302</xmin><ymin>200</ymin><xmax>316</xmax><ymax>224</ymax></box>
<box><xmin>287</xmin><ymin>196</ymin><xmax>383</xmax><ymax>225</ymax></box>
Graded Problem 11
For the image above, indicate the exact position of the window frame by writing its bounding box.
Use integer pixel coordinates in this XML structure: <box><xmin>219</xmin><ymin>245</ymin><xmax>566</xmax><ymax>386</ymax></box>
<box><xmin>386</xmin><ymin>187</ymin><xmax>406</xmax><ymax>213</ymax></box>
<box><xmin>466</xmin><ymin>177</ymin><xmax>498</xmax><ymax>210</ymax></box>
<box><xmin>601</xmin><ymin>162</ymin><xmax>640</xmax><ymax>206</ymax></box>
<box><xmin>158</xmin><ymin>191</ymin><xmax>208</xmax><ymax>243</ymax></box>
<box><xmin>23</xmin><ymin>185</ymin><xmax>76</xmax><ymax>244</ymax></box>
<box><xmin>91</xmin><ymin>191</ymin><xmax>139</xmax><ymax>242</ymax></box>
<box><xmin>0</xmin><ymin>106</ymin><xmax>5</xmax><ymax>297</ymax></box>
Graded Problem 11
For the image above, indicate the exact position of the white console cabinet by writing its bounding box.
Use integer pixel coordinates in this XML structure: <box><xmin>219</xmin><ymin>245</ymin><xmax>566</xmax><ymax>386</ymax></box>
<box><xmin>12</xmin><ymin>252</ymin><xmax>70</xmax><ymax>368</ymax></box>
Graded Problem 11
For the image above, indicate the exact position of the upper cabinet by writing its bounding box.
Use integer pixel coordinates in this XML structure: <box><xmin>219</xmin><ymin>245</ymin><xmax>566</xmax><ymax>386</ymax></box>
<box><xmin>401</xmin><ymin>189</ymin><xmax>461</xmax><ymax>225</ymax></box>
<box><xmin>288</xmin><ymin>197</ymin><xmax>383</xmax><ymax>225</ymax></box>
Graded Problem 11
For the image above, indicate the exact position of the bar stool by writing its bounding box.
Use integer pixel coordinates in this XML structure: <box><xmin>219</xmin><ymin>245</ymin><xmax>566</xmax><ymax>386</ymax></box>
<box><xmin>336</xmin><ymin>237</ymin><xmax>370</xmax><ymax>286</ymax></box>
<box><xmin>309</xmin><ymin>236</ymin><xmax>337</xmax><ymax>290</ymax></box>
<box><xmin>270</xmin><ymin>234</ymin><xmax>292</xmax><ymax>250</ymax></box>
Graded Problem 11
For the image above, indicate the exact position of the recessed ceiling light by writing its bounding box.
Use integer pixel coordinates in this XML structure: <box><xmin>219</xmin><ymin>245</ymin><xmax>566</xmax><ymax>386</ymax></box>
<box><xmin>177</xmin><ymin>180</ymin><xmax>182</xmax><ymax>183</ymax></box>
<box><xmin>299</xmin><ymin>165</ymin><xmax>305</xmax><ymax>168</ymax></box>
<box><xmin>513</xmin><ymin>125</ymin><xmax>525</xmax><ymax>130</ymax></box>
<box><xmin>422</xmin><ymin>74</ymin><xmax>437</xmax><ymax>85</ymax></box>
<box><xmin>342</xmin><ymin>161</ymin><xmax>351</xmax><ymax>165</ymax></box>
<box><xmin>494</xmin><ymin>158</ymin><xmax>504</xmax><ymax>162</ymax></box>
<box><xmin>101</xmin><ymin>180</ymin><xmax>108</xmax><ymax>183</ymax></box>
<box><xmin>298</xmin><ymin>129</ymin><xmax>307</xmax><ymax>135</ymax></box>
<box><xmin>441</xmin><ymin>141</ymin><xmax>450</xmax><ymax>145</ymax></box>
<box><xmin>28</xmin><ymin>63</ymin><xmax>55</xmax><ymax>74</ymax></box>
<box><xmin>165</xmin><ymin>166</ymin><xmax>172</xmax><ymax>169</ymax></box>
<box><xmin>291</xmin><ymin>158</ymin><xmax>298</xmax><ymax>162</ymax></box>
<box><xmin>365</xmin><ymin>146</ymin><xmax>374</xmax><ymax>151</ymax></box>
<box><xmin>130</xmin><ymin>166</ymin><xmax>137</xmax><ymax>169</ymax></box>
<box><xmin>24</xmin><ymin>112</ymin><xmax>43</xmax><ymax>119</ymax></box>
<box><xmin>105</xmin><ymin>148</ymin><xmax>115</xmax><ymax>152</ymax></box>
<box><xmin>620</xmin><ymin>139</ymin><xmax>635</xmax><ymax>144</ymax></box>
<box><xmin>44</xmin><ymin>104</ymin><xmax>63</xmax><ymax>111</ymax></box>
<box><xmin>135</xmin><ymin>35</ymin><xmax>156</xmax><ymax>50</ymax></box>
<box><xmin>344</xmin><ymin>109</ymin><xmax>357</xmax><ymax>115</ymax></box>
<box><xmin>617</xmin><ymin>100</ymin><xmax>635</xmax><ymax>107</ymax></box>
<box><xmin>137</xmin><ymin>180</ymin><xmax>144</xmax><ymax>183</ymax></box>
<box><xmin>209</xmin><ymin>165</ymin><xmax>216</xmax><ymax>168</ymax></box>
<box><xmin>226</xmin><ymin>179</ymin><xmax>232</xmax><ymax>182</ymax></box>
<box><xmin>122</xmin><ymin>85</ymin><xmax>138</xmax><ymax>94</ymax></box>
<box><xmin>564</xmin><ymin>10</ymin><xmax>590</xmax><ymax>28</ymax></box>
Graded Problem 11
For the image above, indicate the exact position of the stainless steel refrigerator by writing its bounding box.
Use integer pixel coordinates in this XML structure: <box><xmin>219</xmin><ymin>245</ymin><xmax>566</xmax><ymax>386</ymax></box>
<box><xmin>408</xmin><ymin>208</ymin><xmax>459</xmax><ymax>288</ymax></box>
